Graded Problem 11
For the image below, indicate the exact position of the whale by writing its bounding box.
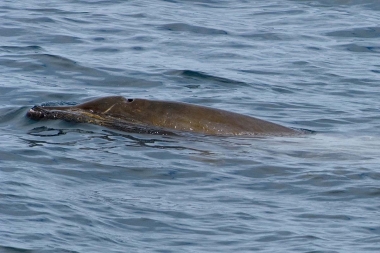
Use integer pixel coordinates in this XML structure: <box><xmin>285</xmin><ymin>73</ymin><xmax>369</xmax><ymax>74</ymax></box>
<box><xmin>26</xmin><ymin>96</ymin><xmax>303</xmax><ymax>136</ymax></box>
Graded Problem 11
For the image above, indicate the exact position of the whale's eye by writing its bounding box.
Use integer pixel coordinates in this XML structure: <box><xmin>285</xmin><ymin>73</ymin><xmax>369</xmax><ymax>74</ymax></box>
<box><xmin>127</xmin><ymin>99</ymin><xmax>134</xmax><ymax>102</ymax></box>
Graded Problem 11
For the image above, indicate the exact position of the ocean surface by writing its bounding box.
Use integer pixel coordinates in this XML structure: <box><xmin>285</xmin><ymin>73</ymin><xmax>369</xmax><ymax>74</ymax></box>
<box><xmin>1</xmin><ymin>0</ymin><xmax>380</xmax><ymax>252</ymax></box>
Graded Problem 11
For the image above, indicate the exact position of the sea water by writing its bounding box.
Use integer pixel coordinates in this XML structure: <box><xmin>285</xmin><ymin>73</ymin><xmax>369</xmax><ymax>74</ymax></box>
<box><xmin>1</xmin><ymin>0</ymin><xmax>380</xmax><ymax>252</ymax></box>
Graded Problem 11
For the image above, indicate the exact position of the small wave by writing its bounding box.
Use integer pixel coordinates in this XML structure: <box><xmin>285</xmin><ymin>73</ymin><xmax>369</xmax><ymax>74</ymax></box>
<box><xmin>338</xmin><ymin>43</ymin><xmax>380</xmax><ymax>53</ymax></box>
<box><xmin>161</xmin><ymin>23</ymin><xmax>227</xmax><ymax>35</ymax></box>
<box><xmin>326</xmin><ymin>26</ymin><xmax>380</xmax><ymax>38</ymax></box>
<box><xmin>166</xmin><ymin>69</ymin><xmax>248</xmax><ymax>86</ymax></box>
<box><xmin>0</xmin><ymin>46</ymin><xmax>43</xmax><ymax>53</ymax></box>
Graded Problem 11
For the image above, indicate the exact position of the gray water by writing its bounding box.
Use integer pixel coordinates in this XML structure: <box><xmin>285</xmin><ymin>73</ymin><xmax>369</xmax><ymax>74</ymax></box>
<box><xmin>1</xmin><ymin>0</ymin><xmax>380</xmax><ymax>252</ymax></box>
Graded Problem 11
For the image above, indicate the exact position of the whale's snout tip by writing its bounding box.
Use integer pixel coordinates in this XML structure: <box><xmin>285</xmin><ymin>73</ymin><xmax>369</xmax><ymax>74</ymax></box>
<box><xmin>26</xmin><ymin>106</ymin><xmax>46</xmax><ymax>120</ymax></box>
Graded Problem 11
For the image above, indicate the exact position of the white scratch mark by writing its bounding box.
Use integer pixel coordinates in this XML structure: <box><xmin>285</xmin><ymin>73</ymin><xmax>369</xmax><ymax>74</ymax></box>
<box><xmin>103</xmin><ymin>104</ymin><xmax>116</xmax><ymax>114</ymax></box>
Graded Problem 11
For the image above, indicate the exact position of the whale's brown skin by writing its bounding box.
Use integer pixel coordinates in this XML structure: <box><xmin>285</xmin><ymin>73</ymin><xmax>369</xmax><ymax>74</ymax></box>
<box><xmin>26</xmin><ymin>96</ymin><xmax>300</xmax><ymax>136</ymax></box>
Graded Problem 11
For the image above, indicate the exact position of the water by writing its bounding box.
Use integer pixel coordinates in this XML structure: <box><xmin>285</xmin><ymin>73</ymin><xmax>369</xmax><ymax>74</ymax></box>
<box><xmin>1</xmin><ymin>0</ymin><xmax>380</xmax><ymax>252</ymax></box>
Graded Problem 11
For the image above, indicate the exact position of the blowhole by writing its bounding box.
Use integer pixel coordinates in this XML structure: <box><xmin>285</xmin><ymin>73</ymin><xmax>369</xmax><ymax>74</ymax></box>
<box><xmin>127</xmin><ymin>98</ymin><xmax>134</xmax><ymax>102</ymax></box>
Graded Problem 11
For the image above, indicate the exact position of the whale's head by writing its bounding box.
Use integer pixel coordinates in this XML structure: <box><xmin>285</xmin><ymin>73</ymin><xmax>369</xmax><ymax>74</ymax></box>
<box><xmin>26</xmin><ymin>96</ymin><xmax>130</xmax><ymax>120</ymax></box>
<box><xmin>26</xmin><ymin>96</ymin><xmax>175</xmax><ymax>135</ymax></box>
<box><xmin>74</xmin><ymin>96</ymin><xmax>134</xmax><ymax>114</ymax></box>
